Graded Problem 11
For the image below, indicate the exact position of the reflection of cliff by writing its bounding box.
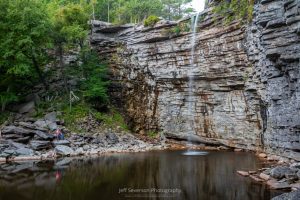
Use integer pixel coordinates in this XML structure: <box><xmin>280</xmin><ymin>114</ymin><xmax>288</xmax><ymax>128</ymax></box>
<box><xmin>90</xmin><ymin>1</ymin><xmax>300</xmax><ymax>160</ymax></box>
<box><xmin>0</xmin><ymin>152</ymin><xmax>279</xmax><ymax>200</ymax></box>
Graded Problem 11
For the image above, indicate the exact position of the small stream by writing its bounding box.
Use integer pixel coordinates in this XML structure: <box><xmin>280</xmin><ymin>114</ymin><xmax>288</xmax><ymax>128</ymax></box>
<box><xmin>0</xmin><ymin>150</ymin><xmax>283</xmax><ymax>200</ymax></box>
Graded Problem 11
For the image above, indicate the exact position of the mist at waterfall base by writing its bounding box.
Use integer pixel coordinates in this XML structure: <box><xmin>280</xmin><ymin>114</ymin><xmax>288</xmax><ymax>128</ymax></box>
<box><xmin>0</xmin><ymin>151</ymin><xmax>282</xmax><ymax>200</ymax></box>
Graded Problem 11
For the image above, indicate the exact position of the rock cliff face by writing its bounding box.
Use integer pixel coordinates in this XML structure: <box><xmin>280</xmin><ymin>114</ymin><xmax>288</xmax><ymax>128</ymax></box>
<box><xmin>90</xmin><ymin>0</ymin><xmax>300</xmax><ymax>160</ymax></box>
<box><xmin>246</xmin><ymin>0</ymin><xmax>300</xmax><ymax>160</ymax></box>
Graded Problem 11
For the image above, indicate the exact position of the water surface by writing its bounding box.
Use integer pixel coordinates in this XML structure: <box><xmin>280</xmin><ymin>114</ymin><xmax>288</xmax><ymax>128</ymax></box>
<box><xmin>0</xmin><ymin>150</ymin><xmax>283</xmax><ymax>200</ymax></box>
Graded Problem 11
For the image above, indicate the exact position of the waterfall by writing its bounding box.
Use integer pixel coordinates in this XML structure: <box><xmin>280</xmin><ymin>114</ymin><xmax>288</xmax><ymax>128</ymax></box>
<box><xmin>187</xmin><ymin>12</ymin><xmax>200</xmax><ymax>142</ymax></box>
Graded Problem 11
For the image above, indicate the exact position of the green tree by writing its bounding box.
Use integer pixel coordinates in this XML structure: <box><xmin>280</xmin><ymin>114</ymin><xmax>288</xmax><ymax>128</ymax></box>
<box><xmin>161</xmin><ymin>0</ymin><xmax>194</xmax><ymax>20</ymax></box>
<box><xmin>0</xmin><ymin>0</ymin><xmax>52</xmax><ymax>110</ymax></box>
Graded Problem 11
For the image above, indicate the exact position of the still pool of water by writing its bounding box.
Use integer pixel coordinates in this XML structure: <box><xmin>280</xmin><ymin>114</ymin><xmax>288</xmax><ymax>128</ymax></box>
<box><xmin>0</xmin><ymin>150</ymin><xmax>283</xmax><ymax>200</ymax></box>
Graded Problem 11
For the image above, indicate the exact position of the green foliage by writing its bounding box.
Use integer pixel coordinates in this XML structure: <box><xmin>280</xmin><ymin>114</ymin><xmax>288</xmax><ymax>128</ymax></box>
<box><xmin>147</xmin><ymin>131</ymin><xmax>158</xmax><ymax>138</ymax></box>
<box><xmin>169</xmin><ymin>21</ymin><xmax>191</xmax><ymax>36</ymax></box>
<box><xmin>0</xmin><ymin>0</ymin><xmax>52</xmax><ymax>109</ymax></box>
<box><xmin>213</xmin><ymin>0</ymin><xmax>254</xmax><ymax>24</ymax></box>
<box><xmin>161</xmin><ymin>0</ymin><xmax>194</xmax><ymax>20</ymax></box>
<box><xmin>92</xmin><ymin>0</ymin><xmax>194</xmax><ymax>24</ymax></box>
<box><xmin>0</xmin><ymin>111</ymin><xmax>11</xmax><ymax>125</ymax></box>
<box><xmin>79</xmin><ymin>49</ymin><xmax>109</xmax><ymax>108</ymax></box>
<box><xmin>144</xmin><ymin>15</ymin><xmax>160</xmax><ymax>27</ymax></box>
<box><xmin>93</xmin><ymin>109</ymin><xmax>128</xmax><ymax>131</ymax></box>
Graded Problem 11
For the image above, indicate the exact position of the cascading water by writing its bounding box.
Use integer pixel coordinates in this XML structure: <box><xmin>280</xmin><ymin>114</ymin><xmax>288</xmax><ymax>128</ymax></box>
<box><xmin>187</xmin><ymin>12</ymin><xmax>200</xmax><ymax>140</ymax></box>
<box><xmin>184</xmin><ymin>12</ymin><xmax>208</xmax><ymax>156</ymax></box>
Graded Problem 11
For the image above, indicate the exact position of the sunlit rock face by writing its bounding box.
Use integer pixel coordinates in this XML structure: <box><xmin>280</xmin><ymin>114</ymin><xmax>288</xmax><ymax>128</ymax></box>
<box><xmin>90</xmin><ymin>0</ymin><xmax>300</xmax><ymax>160</ymax></box>
<box><xmin>246</xmin><ymin>0</ymin><xmax>300</xmax><ymax>160</ymax></box>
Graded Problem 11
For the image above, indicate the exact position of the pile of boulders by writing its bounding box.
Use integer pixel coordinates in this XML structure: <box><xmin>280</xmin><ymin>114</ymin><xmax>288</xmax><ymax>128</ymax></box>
<box><xmin>237</xmin><ymin>159</ymin><xmax>300</xmax><ymax>200</ymax></box>
<box><xmin>0</xmin><ymin>112</ymin><xmax>166</xmax><ymax>162</ymax></box>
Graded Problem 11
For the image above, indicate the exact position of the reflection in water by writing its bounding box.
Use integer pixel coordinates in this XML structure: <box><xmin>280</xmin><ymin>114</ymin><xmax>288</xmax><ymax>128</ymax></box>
<box><xmin>0</xmin><ymin>151</ymin><xmax>283</xmax><ymax>200</ymax></box>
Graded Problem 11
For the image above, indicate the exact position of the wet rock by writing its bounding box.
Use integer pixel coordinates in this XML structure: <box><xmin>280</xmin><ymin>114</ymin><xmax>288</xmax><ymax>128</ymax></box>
<box><xmin>258</xmin><ymin>153</ymin><xmax>267</xmax><ymax>158</ymax></box>
<box><xmin>55</xmin><ymin>158</ymin><xmax>72</xmax><ymax>166</ymax></box>
<box><xmin>270</xmin><ymin>166</ymin><xmax>294</xmax><ymax>179</ymax></box>
<box><xmin>272</xmin><ymin>190</ymin><xmax>300</xmax><ymax>200</ymax></box>
<box><xmin>55</xmin><ymin>145</ymin><xmax>74</xmax><ymax>156</ymax></box>
<box><xmin>29</xmin><ymin>140</ymin><xmax>51</xmax><ymax>150</ymax></box>
<box><xmin>52</xmin><ymin>140</ymin><xmax>70</xmax><ymax>146</ymax></box>
<box><xmin>259</xmin><ymin>173</ymin><xmax>270</xmax><ymax>180</ymax></box>
<box><xmin>237</xmin><ymin>171</ymin><xmax>249</xmax><ymax>176</ymax></box>
<box><xmin>267</xmin><ymin>179</ymin><xmax>291</xmax><ymax>190</ymax></box>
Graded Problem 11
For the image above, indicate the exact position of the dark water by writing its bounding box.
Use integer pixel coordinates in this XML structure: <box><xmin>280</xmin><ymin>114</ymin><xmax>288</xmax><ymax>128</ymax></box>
<box><xmin>0</xmin><ymin>150</ymin><xmax>283</xmax><ymax>200</ymax></box>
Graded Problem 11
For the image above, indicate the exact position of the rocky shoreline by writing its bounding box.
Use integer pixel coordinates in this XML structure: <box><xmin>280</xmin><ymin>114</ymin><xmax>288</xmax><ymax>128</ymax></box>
<box><xmin>0</xmin><ymin>112</ymin><xmax>167</xmax><ymax>163</ymax></box>
<box><xmin>237</xmin><ymin>153</ymin><xmax>300</xmax><ymax>200</ymax></box>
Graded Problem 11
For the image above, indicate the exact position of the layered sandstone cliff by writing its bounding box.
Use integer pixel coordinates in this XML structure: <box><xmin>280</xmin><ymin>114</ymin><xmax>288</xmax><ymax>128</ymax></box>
<box><xmin>90</xmin><ymin>0</ymin><xmax>300</xmax><ymax>160</ymax></box>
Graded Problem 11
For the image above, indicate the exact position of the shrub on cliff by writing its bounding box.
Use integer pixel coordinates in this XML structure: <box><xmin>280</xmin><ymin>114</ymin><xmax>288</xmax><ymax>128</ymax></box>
<box><xmin>144</xmin><ymin>15</ymin><xmax>160</xmax><ymax>27</ymax></box>
<box><xmin>213</xmin><ymin>0</ymin><xmax>254</xmax><ymax>24</ymax></box>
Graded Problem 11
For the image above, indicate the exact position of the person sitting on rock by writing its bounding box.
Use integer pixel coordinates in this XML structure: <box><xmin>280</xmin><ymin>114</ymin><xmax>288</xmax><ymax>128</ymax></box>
<box><xmin>55</xmin><ymin>128</ymin><xmax>64</xmax><ymax>140</ymax></box>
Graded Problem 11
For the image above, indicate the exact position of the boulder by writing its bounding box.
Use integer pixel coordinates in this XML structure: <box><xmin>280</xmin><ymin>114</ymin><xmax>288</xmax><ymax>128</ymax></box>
<box><xmin>35</xmin><ymin>131</ymin><xmax>55</xmax><ymax>140</ymax></box>
<box><xmin>53</xmin><ymin>140</ymin><xmax>70</xmax><ymax>146</ymax></box>
<box><xmin>272</xmin><ymin>190</ymin><xmax>300</xmax><ymax>200</ymax></box>
<box><xmin>18</xmin><ymin>101</ymin><xmax>35</xmax><ymax>114</ymax></box>
<box><xmin>34</xmin><ymin>120</ymin><xmax>58</xmax><ymax>131</ymax></box>
<box><xmin>29</xmin><ymin>140</ymin><xmax>51</xmax><ymax>150</ymax></box>
<box><xmin>270</xmin><ymin>166</ymin><xmax>294</xmax><ymax>179</ymax></box>
<box><xmin>15</xmin><ymin>147</ymin><xmax>34</xmax><ymax>156</ymax></box>
<box><xmin>44</xmin><ymin>112</ymin><xmax>57</xmax><ymax>122</ymax></box>
<box><xmin>55</xmin><ymin>145</ymin><xmax>74</xmax><ymax>156</ymax></box>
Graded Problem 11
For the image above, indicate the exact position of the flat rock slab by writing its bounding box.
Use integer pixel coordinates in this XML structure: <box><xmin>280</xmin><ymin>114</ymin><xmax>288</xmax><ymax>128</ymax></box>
<box><xmin>237</xmin><ymin>171</ymin><xmax>249</xmax><ymax>176</ymax></box>
<box><xmin>53</xmin><ymin>140</ymin><xmax>70</xmax><ymax>146</ymax></box>
<box><xmin>30</xmin><ymin>140</ymin><xmax>51</xmax><ymax>150</ymax></box>
<box><xmin>35</xmin><ymin>131</ymin><xmax>55</xmax><ymax>140</ymax></box>
<box><xmin>55</xmin><ymin>145</ymin><xmax>74</xmax><ymax>156</ymax></box>
<box><xmin>267</xmin><ymin>179</ymin><xmax>291</xmax><ymax>190</ymax></box>
<box><xmin>1</xmin><ymin>126</ymin><xmax>32</xmax><ymax>135</ymax></box>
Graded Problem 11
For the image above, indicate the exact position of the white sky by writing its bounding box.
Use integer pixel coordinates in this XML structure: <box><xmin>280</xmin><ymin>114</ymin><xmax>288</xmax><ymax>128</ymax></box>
<box><xmin>190</xmin><ymin>0</ymin><xmax>206</xmax><ymax>12</ymax></box>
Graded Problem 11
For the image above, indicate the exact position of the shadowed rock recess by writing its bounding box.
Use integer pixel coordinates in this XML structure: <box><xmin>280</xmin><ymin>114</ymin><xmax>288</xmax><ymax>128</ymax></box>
<box><xmin>90</xmin><ymin>0</ymin><xmax>300</xmax><ymax>160</ymax></box>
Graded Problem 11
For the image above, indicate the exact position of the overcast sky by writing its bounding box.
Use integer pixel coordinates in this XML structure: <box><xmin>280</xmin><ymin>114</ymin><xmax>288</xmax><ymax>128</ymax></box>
<box><xmin>190</xmin><ymin>0</ymin><xmax>206</xmax><ymax>12</ymax></box>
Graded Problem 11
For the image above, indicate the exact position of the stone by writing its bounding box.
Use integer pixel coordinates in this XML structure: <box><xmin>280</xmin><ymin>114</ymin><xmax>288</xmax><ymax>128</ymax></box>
<box><xmin>18</xmin><ymin>101</ymin><xmax>35</xmax><ymax>114</ymax></box>
<box><xmin>1</xmin><ymin>126</ymin><xmax>32</xmax><ymax>135</ymax></box>
<box><xmin>237</xmin><ymin>171</ymin><xmax>249</xmax><ymax>176</ymax></box>
<box><xmin>44</xmin><ymin>112</ymin><xmax>57</xmax><ymax>122</ymax></box>
<box><xmin>270</xmin><ymin>166</ymin><xmax>294</xmax><ymax>179</ymax></box>
<box><xmin>55</xmin><ymin>145</ymin><xmax>74</xmax><ymax>156</ymax></box>
<box><xmin>267</xmin><ymin>179</ymin><xmax>291</xmax><ymax>190</ymax></box>
<box><xmin>290</xmin><ymin>163</ymin><xmax>300</xmax><ymax>170</ymax></box>
<box><xmin>53</xmin><ymin>140</ymin><xmax>70</xmax><ymax>146</ymax></box>
<box><xmin>35</xmin><ymin>131</ymin><xmax>55</xmax><ymax>140</ymax></box>
<box><xmin>29</xmin><ymin>140</ymin><xmax>51</xmax><ymax>150</ymax></box>
<box><xmin>15</xmin><ymin>147</ymin><xmax>34</xmax><ymax>156</ymax></box>
<box><xmin>272</xmin><ymin>190</ymin><xmax>300</xmax><ymax>200</ymax></box>
<box><xmin>106</xmin><ymin>133</ymin><xmax>119</xmax><ymax>145</ymax></box>
<box><xmin>259</xmin><ymin>173</ymin><xmax>270</xmax><ymax>181</ymax></box>
<box><xmin>258</xmin><ymin>153</ymin><xmax>267</xmax><ymax>158</ymax></box>
<box><xmin>249</xmin><ymin>175</ymin><xmax>264</xmax><ymax>182</ymax></box>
